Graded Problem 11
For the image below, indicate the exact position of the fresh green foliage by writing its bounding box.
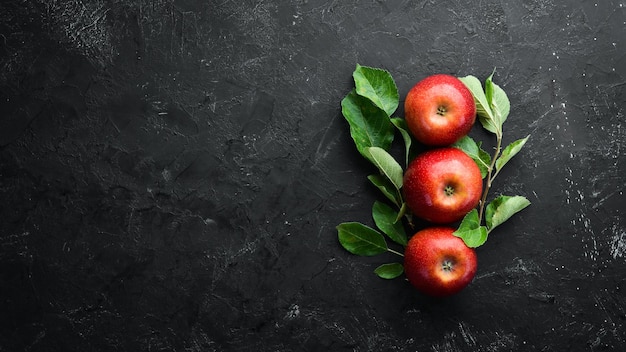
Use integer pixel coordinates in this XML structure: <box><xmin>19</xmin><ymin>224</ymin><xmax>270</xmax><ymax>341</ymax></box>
<box><xmin>341</xmin><ymin>90</ymin><xmax>395</xmax><ymax>161</ymax></box>
<box><xmin>372</xmin><ymin>201</ymin><xmax>407</xmax><ymax>246</ymax></box>
<box><xmin>390</xmin><ymin>117</ymin><xmax>416</xmax><ymax>168</ymax></box>
<box><xmin>453</xmin><ymin>209</ymin><xmax>488</xmax><ymax>248</ymax></box>
<box><xmin>495</xmin><ymin>136</ymin><xmax>529</xmax><ymax>176</ymax></box>
<box><xmin>485</xmin><ymin>74</ymin><xmax>510</xmax><ymax>130</ymax></box>
<box><xmin>342</xmin><ymin>66</ymin><xmax>403</xmax><ymax>197</ymax></box>
<box><xmin>452</xmin><ymin>136</ymin><xmax>491</xmax><ymax>178</ymax></box>
<box><xmin>336</xmin><ymin>65</ymin><xmax>405</xmax><ymax>268</ymax></box>
<box><xmin>367</xmin><ymin>174</ymin><xmax>402</xmax><ymax>208</ymax></box>
<box><xmin>367</xmin><ymin>147</ymin><xmax>403</xmax><ymax>191</ymax></box>
<box><xmin>485</xmin><ymin>195</ymin><xmax>531</xmax><ymax>231</ymax></box>
<box><xmin>458</xmin><ymin>75</ymin><xmax>499</xmax><ymax>134</ymax></box>
<box><xmin>374</xmin><ymin>263</ymin><xmax>404</xmax><ymax>279</ymax></box>
<box><xmin>337</xmin><ymin>222</ymin><xmax>388</xmax><ymax>256</ymax></box>
<box><xmin>458</xmin><ymin>73</ymin><xmax>510</xmax><ymax>138</ymax></box>
<box><xmin>454</xmin><ymin>72</ymin><xmax>531</xmax><ymax>247</ymax></box>
<box><xmin>353</xmin><ymin>64</ymin><xmax>399</xmax><ymax>117</ymax></box>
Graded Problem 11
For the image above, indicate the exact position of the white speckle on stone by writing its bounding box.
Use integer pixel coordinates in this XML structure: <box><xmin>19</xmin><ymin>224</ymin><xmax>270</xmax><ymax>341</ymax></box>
<box><xmin>285</xmin><ymin>304</ymin><xmax>300</xmax><ymax>320</ymax></box>
<box><xmin>162</xmin><ymin>169</ymin><xmax>171</xmax><ymax>181</ymax></box>
<box><xmin>610</xmin><ymin>231</ymin><xmax>626</xmax><ymax>259</ymax></box>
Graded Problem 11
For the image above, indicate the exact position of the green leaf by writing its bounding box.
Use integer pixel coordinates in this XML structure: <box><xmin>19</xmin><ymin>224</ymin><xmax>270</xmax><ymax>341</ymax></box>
<box><xmin>477</xmin><ymin>146</ymin><xmax>492</xmax><ymax>177</ymax></box>
<box><xmin>372</xmin><ymin>201</ymin><xmax>407</xmax><ymax>246</ymax></box>
<box><xmin>458</xmin><ymin>75</ymin><xmax>498</xmax><ymax>134</ymax></box>
<box><xmin>488</xmin><ymin>77</ymin><xmax>510</xmax><ymax>129</ymax></box>
<box><xmin>353</xmin><ymin>64</ymin><xmax>399</xmax><ymax>117</ymax></box>
<box><xmin>337</xmin><ymin>222</ymin><xmax>388</xmax><ymax>256</ymax></box>
<box><xmin>495</xmin><ymin>136</ymin><xmax>529</xmax><ymax>173</ymax></box>
<box><xmin>341</xmin><ymin>90</ymin><xmax>395</xmax><ymax>160</ymax></box>
<box><xmin>367</xmin><ymin>146</ymin><xmax>403</xmax><ymax>191</ymax></box>
<box><xmin>485</xmin><ymin>195</ymin><xmax>531</xmax><ymax>231</ymax></box>
<box><xmin>390</xmin><ymin>117</ymin><xmax>416</xmax><ymax>167</ymax></box>
<box><xmin>396</xmin><ymin>202</ymin><xmax>408</xmax><ymax>223</ymax></box>
<box><xmin>453</xmin><ymin>209</ymin><xmax>488</xmax><ymax>248</ymax></box>
<box><xmin>452</xmin><ymin>136</ymin><xmax>491</xmax><ymax>178</ymax></box>
<box><xmin>484</xmin><ymin>72</ymin><xmax>494</xmax><ymax>104</ymax></box>
<box><xmin>368</xmin><ymin>174</ymin><xmax>401</xmax><ymax>207</ymax></box>
<box><xmin>374</xmin><ymin>263</ymin><xmax>404</xmax><ymax>279</ymax></box>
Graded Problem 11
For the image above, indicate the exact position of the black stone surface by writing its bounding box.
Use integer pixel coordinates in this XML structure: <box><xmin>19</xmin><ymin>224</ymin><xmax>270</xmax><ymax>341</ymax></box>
<box><xmin>1</xmin><ymin>0</ymin><xmax>625</xmax><ymax>351</ymax></box>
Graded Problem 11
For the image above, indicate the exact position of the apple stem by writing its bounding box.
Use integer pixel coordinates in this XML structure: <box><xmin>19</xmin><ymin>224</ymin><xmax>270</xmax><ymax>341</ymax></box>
<box><xmin>478</xmin><ymin>131</ymin><xmax>503</xmax><ymax>223</ymax></box>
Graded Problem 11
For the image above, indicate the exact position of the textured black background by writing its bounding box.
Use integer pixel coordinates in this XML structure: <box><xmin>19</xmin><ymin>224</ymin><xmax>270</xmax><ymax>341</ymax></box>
<box><xmin>1</xmin><ymin>0</ymin><xmax>625</xmax><ymax>351</ymax></box>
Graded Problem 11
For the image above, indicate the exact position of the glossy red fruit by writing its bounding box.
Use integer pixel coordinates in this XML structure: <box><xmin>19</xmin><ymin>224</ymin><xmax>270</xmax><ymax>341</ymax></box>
<box><xmin>403</xmin><ymin>147</ymin><xmax>482</xmax><ymax>224</ymax></box>
<box><xmin>404</xmin><ymin>227</ymin><xmax>477</xmax><ymax>297</ymax></box>
<box><xmin>404</xmin><ymin>74</ymin><xmax>476</xmax><ymax>146</ymax></box>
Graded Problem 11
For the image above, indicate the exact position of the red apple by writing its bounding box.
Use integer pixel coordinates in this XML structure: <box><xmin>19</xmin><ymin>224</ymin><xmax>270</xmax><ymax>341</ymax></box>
<box><xmin>404</xmin><ymin>74</ymin><xmax>476</xmax><ymax>146</ymax></box>
<box><xmin>404</xmin><ymin>227</ymin><xmax>477</xmax><ymax>297</ymax></box>
<box><xmin>403</xmin><ymin>147</ymin><xmax>482</xmax><ymax>224</ymax></box>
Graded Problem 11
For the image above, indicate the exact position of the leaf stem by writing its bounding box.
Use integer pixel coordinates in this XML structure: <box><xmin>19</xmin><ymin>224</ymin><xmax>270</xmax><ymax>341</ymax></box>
<box><xmin>478</xmin><ymin>130</ymin><xmax>502</xmax><ymax>223</ymax></box>
<box><xmin>387</xmin><ymin>248</ymin><xmax>405</xmax><ymax>257</ymax></box>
